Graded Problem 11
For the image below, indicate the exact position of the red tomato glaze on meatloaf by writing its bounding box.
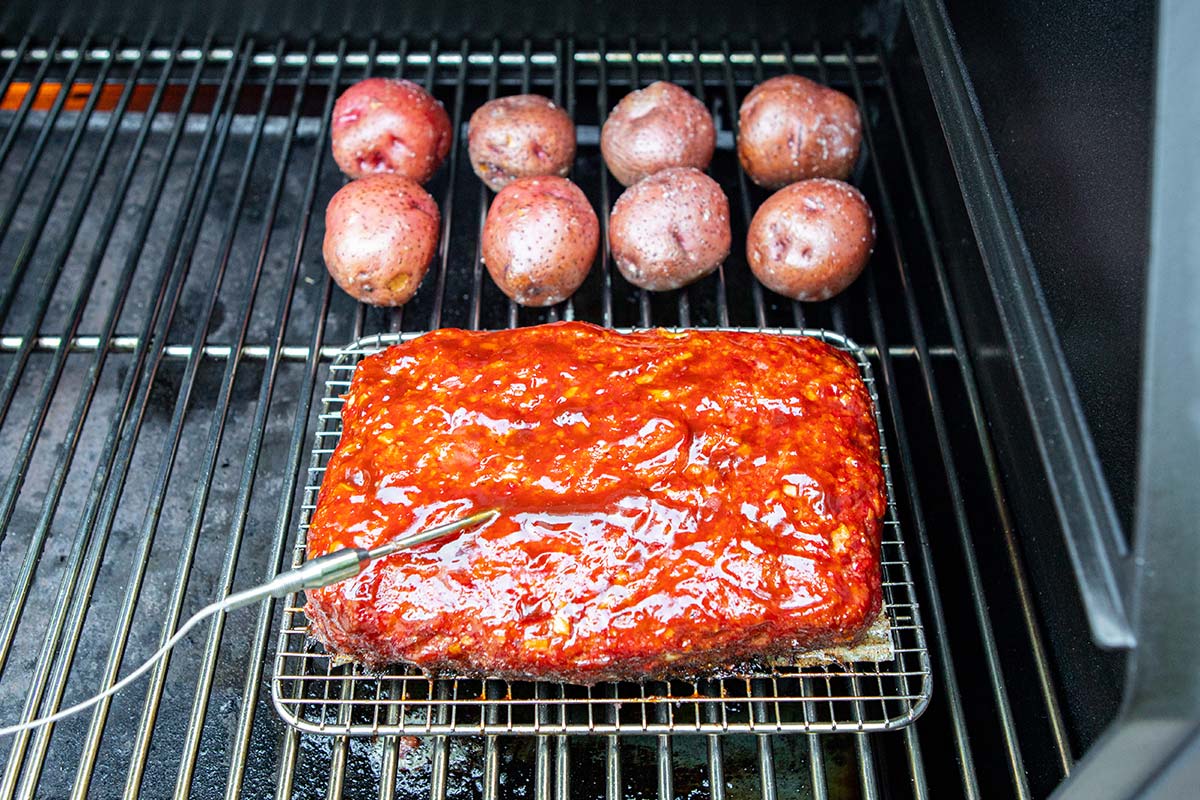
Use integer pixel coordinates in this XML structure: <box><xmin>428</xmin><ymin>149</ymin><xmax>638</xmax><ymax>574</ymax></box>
<box><xmin>304</xmin><ymin>322</ymin><xmax>885</xmax><ymax>683</ymax></box>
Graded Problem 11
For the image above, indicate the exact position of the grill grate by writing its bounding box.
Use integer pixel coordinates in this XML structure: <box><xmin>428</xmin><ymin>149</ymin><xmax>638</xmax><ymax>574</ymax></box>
<box><xmin>272</xmin><ymin>328</ymin><xmax>931</xmax><ymax>737</ymax></box>
<box><xmin>0</xmin><ymin>35</ymin><xmax>1074</xmax><ymax>800</ymax></box>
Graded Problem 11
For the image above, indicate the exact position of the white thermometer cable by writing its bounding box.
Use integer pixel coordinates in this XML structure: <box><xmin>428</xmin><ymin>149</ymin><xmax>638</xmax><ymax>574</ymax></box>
<box><xmin>0</xmin><ymin>509</ymin><xmax>497</xmax><ymax>737</ymax></box>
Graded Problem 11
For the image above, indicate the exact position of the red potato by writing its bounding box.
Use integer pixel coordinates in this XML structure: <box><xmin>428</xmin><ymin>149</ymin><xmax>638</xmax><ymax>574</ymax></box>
<box><xmin>746</xmin><ymin>178</ymin><xmax>875</xmax><ymax>301</ymax></box>
<box><xmin>600</xmin><ymin>81</ymin><xmax>716</xmax><ymax>187</ymax></box>
<box><xmin>331</xmin><ymin>78</ymin><xmax>452</xmax><ymax>183</ymax></box>
<box><xmin>482</xmin><ymin>176</ymin><xmax>599</xmax><ymax>307</ymax></box>
<box><xmin>323</xmin><ymin>175</ymin><xmax>441</xmax><ymax>306</ymax></box>
<box><xmin>468</xmin><ymin>94</ymin><xmax>576</xmax><ymax>192</ymax></box>
<box><xmin>608</xmin><ymin>167</ymin><xmax>731</xmax><ymax>291</ymax></box>
<box><xmin>737</xmin><ymin>75</ymin><xmax>862</xmax><ymax>189</ymax></box>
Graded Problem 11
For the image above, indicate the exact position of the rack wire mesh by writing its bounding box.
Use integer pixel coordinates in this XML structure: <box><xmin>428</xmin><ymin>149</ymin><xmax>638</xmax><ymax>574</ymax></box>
<box><xmin>272</xmin><ymin>328</ymin><xmax>931</xmax><ymax>736</ymax></box>
<box><xmin>0</xmin><ymin>34</ymin><xmax>1074</xmax><ymax>800</ymax></box>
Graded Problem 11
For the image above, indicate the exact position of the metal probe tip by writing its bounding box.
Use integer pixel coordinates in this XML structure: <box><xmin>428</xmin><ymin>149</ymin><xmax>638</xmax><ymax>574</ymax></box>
<box><xmin>365</xmin><ymin>508</ymin><xmax>500</xmax><ymax>561</ymax></box>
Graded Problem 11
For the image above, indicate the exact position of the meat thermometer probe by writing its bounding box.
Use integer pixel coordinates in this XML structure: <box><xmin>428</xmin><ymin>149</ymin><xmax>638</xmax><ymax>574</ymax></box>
<box><xmin>0</xmin><ymin>509</ymin><xmax>498</xmax><ymax>737</ymax></box>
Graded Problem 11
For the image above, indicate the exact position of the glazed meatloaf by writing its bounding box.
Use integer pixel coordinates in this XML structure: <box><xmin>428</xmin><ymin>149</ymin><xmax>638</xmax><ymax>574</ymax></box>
<box><xmin>305</xmin><ymin>322</ymin><xmax>886</xmax><ymax>683</ymax></box>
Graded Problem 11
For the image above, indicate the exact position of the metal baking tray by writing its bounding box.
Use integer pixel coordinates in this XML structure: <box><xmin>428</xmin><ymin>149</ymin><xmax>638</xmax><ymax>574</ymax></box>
<box><xmin>271</xmin><ymin>327</ymin><xmax>932</xmax><ymax>736</ymax></box>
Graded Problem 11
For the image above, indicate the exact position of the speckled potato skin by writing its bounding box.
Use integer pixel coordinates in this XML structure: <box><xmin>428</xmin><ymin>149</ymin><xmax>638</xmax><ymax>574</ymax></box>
<box><xmin>737</xmin><ymin>75</ymin><xmax>862</xmax><ymax>190</ymax></box>
<box><xmin>331</xmin><ymin>78</ymin><xmax>452</xmax><ymax>183</ymax></box>
<box><xmin>468</xmin><ymin>95</ymin><xmax>577</xmax><ymax>192</ymax></box>
<box><xmin>746</xmin><ymin>179</ymin><xmax>875</xmax><ymax>301</ymax></box>
<box><xmin>608</xmin><ymin>168</ymin><xmax>731</xmax><ymax>291</ymax></box>
<box><xmin>323</xmin><ymin>175</ymin><xmax>441</xmax><ymax>306</ymax></box>
<box><xmin>482</xmin><ymin>177</ymin><xmax>599</xmax><ymax>307</ymax></box>
<box><xmin>600</xmin><ymin>81</ymin><xmax>716</xmax><ymax>187</ymax></box>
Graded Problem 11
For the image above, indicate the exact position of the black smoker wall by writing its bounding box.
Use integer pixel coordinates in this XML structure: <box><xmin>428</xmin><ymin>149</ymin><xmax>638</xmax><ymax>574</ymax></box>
<box><xmin>944</xmin><ymin>0</ymin><xmax>1156</xmax><ymax>538</ymax></box>
<box><xmin>0</xmin><ymin>0</ymin><xmax>901</xmax><ymax>48</ymax></box>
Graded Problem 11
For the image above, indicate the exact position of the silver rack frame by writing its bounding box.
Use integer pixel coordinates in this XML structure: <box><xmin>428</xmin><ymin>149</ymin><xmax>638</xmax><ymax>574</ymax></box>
<box><xmin>271</xmin><ymin>327</ymin><xmax>932</xmax><ymax>737</ymax></box>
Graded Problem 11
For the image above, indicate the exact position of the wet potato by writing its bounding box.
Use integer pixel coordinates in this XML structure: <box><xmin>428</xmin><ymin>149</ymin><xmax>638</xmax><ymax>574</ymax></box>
<box><xmin>608</xmin><ymin>167</ymin><xmax>731</xmax><ymax>292</ymax></box>
<box><xmin>737</xmin><ymin>75</ymin><xmax>862</xmax><ymax>190</ymax></box>
<box><xmin>322</xmin><ymin>175</ymin><xmax>441</xmax><ymax>306</ymax></box>
<box><xmin>600</xmin><ymin>81</ymin><xmax>716</xmax><ymax>187</ymax></box>
<box><xmin>331</xmin><ymin>77</ymin><xmax>452</xmax><ymax>184</ymax></box>
<box><xmin>746</xmin><ymin>178</ymin><xmax>875</xmax><ymax>302</ymax></box>
<box><xmin>482</xmin><ymin>176</ymin><xmax>599</xmax><ymax>307</ymax></box>
<box><xmin>468</xmin><ymin>94</ymin><xmax>577</xmax><ymax>192</ymax></box>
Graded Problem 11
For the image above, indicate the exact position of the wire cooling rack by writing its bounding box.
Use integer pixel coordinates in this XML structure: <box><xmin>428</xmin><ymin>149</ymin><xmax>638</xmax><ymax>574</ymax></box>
<box><xmin>271</xmin><ymin>328</ymin><xmax>932</xmax><ymax>736</ymax></box>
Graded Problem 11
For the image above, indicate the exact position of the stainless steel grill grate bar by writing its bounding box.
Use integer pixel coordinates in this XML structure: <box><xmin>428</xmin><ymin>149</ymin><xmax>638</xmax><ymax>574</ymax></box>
<box><xmin>778</xmin><ymin>40</ymin><xmax>808</xmax><ymax>331</ymax></box>
<box><xmin>662</xmin><ymin>37</ymin><xmax>691</xmax><ymax>328</ymax></box>
<box><xmin>721</xmin><ymin>39</ymin><xmax>768</xmax><ymax>330</ymax></box>
<box><xmin>468</xmin><ymin>40</ymin><xmax>500</xmax><ymax>332</ymax></box>
<box><xmin>386</xmin><ymin>37</ymin><xmax>414</xmax><ymax>340</ymax></box>
<box><xmin>427</xmin><ymin>41</ymin><xmax>467</xmax><ymax>333</ymax></box>
<box><xmin>596</xmin><ymin>39</ymin><xmax>615</xmax><ymax>328</ymax></box>
<box><xmin>423</xmin><ymin>41</ymin><xmax>455</xmax><ymax>800</ymax></box>
<box><xmin>770</xmin><ymin>57</ymin><xmax>820</xmax><ymax>799</ymax></box>
<box><xmin>606</xmin><ymin>733</ymin><xmax>621</xmax><ymax>800</ymax></box>
<box><xmin>378</xmin><ymin>42</ymin><xmax>408</xmax><ymax>337</ymax></box>
<box><xmin>625</xmin><ymin>38</ymin><xmax>654</xmax><ymax>329</ymax></box>
<box><xmin>533</xmin><ymin>694</ymin><xmax>551</xmax><ymax>799</ymax></box>
<box><xmin>0</xmin><ymin>336</ymin><xmax>959</xmax><ymax>361</ymax></box>
<box><xmin>747</xmin><ymin>41</ymin><xmax>796</xmax><ymax>800</ymax></box>
<box><xmin>474</xmin><ymin>43</ymin><xmax>503</xmax><ymax>800</ymax></box>
<box><xmin>683</xmin><ymin>40</ymin><xmax>727</xmax><ymax>329</ymax></box>
<box><xmin>0</xmin><ymin>34</ymin><xmax>1061</xmax><ymax>799</ymax></box>
<box><xmin>428</xmin><ymin>686</ymin><xmax>451</xmax><ymax>800</ymax></box>
<box><xmin>0</xmin><ymin>43</ymin><xmax>880</xmax><ymax>69</ymax></box>
<box><xmin>555</xmin><ymin>734</ymin><xmax>570</xmax><ymax>800</ymax></box>
<box><xmin>622</xmin><ymin>43</ymin><xmax>671</xmax><ymax>800</ymax></box>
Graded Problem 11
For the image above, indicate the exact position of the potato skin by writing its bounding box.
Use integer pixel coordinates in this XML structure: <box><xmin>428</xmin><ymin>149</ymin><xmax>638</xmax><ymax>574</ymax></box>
<box><xmin>331</xmin><ymin>78</ymin><xmax>452</xmax><ymax>183</ymax></box>
<box><xmin>746</xmin><ymin>179</ymin><xmax>875</xmax><ymax>301</ymax></box>
<box><xmin>322</xmin><ymin>175</ymin><xmax>441</xmax><ymax>306</ymax></box>
<box><xmin>608</xmin><ymin>168</ymin><xmax>731</xmax><ymax>291</ymax></box>
<box><xmin>468</xmin><ymin>95</ymin><xmax>576</xmax><ymax>192</ymax></box>
<box><xmin>482</xmin><ymin>176</ymin><xmax>599</xmax><ymax>307</ymax></box>
<box><xmin>737</xmin><ymin>75</ymin><xmax>862</xmax><ymax>189</ymax></box>
<box><xmin>601</xmin><ymin>81</ymin><xmax>716</xmax><ymax>187</ymax></box>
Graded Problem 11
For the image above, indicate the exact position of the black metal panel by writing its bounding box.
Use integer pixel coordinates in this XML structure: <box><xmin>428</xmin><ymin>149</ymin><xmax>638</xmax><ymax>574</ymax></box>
<box><xmin>942</xmin><ymin>0</ymin><xmax>1155</xmax><ymax>538</ymax></box>
<box><xmin>0</xmin><ymin>0</ymin><xmax>902</xmax><ymax>49</ymax></box>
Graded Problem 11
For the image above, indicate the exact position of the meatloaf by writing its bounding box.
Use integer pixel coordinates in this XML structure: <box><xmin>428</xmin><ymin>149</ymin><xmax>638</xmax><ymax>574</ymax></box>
<box><xmin>305</xmin><ymin>322</ymin><xmax>886</xmax><ymax>683</ymax></box>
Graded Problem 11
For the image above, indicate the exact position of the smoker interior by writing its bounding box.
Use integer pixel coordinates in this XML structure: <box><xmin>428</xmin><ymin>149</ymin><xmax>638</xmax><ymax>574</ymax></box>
<box><xmin>0</xmin><ymin>20</ymin><xmax>1118</xmax><ymax>800</ymax></box>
